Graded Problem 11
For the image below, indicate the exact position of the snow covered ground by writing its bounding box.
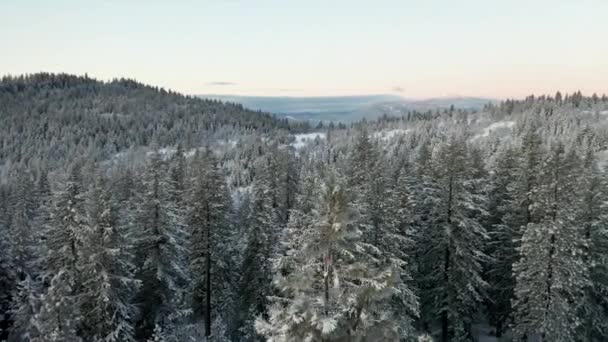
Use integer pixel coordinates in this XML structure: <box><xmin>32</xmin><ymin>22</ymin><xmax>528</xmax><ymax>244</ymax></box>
<box><xmin>291</xmin><ymin>132</ymin><xmax>326</xmax><ymax>149</ymax></box>
<box><xmin>471</xmin><ymin>121</ymin><xmax>515</xmax><ymax>141</ymax></box>
<box><xmin>596</xmin><ymin>149</ymin><xmax>608</xmax><ymax>171</ymax></box>
<box><xmin>373</xmin><ymin>128</ymin><xmax>411</xmax><ymax>141</ymax></box>
<box><xmin>472</xmin><ymin>324</ymin><xmax>498</xmax><ymax>342</ymax></box>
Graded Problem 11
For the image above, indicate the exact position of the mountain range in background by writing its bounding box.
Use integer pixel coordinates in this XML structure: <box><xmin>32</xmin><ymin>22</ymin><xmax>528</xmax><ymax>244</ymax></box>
<box><xmin>201</xmin><ymin>94</ymin><xmax>495</xmax><ymax>122</ymax></box>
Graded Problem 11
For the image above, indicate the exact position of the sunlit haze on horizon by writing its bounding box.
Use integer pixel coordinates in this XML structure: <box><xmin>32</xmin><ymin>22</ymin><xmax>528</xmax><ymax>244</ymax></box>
<box><xmin>2</xmin><ymin>0</ymin><xmax>607</xmax><ymax>99</ymax></box>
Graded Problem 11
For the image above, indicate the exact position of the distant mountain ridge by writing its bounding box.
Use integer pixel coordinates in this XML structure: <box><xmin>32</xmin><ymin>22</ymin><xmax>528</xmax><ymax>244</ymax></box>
<box><xmin>200</xmin><ymin>94</ymin><xmax>495</xmax><ymax>122</ymax></box>
<box><xmin>0</xmin><ymin>73</ymin><xmax>304</xmax><ymax>173</ymax></box>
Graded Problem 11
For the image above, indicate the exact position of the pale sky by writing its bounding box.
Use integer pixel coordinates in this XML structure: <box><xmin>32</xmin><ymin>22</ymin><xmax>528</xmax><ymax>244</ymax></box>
<box><xmin>2</xmin><ymin>0</ymin><xmax>607</xmax><ymax>98</ymax></box>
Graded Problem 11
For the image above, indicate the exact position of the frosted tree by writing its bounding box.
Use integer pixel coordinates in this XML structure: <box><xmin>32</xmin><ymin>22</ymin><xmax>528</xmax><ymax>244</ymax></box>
<box><xmin>0</xmin><ymin>183</ymin><xmax>14</xmax><ymax>338</ymax></box>
<box><xmin>273</xmin><ymin>170</ymin><xmax>319</xmax><ymax>280</ymax></box>
<box><xmin>146</xmin><ymin>324</ymin><xmax>167</xmax><ymax>342</ymax></box>
<box><xmin>187</xmin><ymin>148</ymin><xmax>234</xmax><ymax>337</ymax></box>
<box><xmin>388</xmin><ymin>164</ymin><xmax>417</xmax><ymax>261</ymax></box>
<box><xmin>418</xmin><ymin>136</ymin><xmax>488</xmax><ymax>342</ymax></box>
<box><xmin>37</xmin><ymin>166</ymin><xmax>88</xmax><ymax>339</ymax></box>
<box><xmin>34</xmin><ymin>270</ymin><xmax>81</xmax><ymax>342</ymax></box>
<box><xmin>385</xmin><ymin>164</ymin><xmax>421</xmax><ymax>330</ymax></box>
<box><xmin>410</xmin><ymin>138</ymin><xmax>442</xmax><ymax>331</ymax></box>
<box><xmin>513</xmin><ymin>143</ymin><xmax>588</xmax><ymax>341</ymax></box>
<box><xmin>237</xmin><ymin>164</ymin><xmax>278</xmax><ymax>341</ymax></box>
<box><xmin>31</xmin><ymin>169</ymin><xmax>52</xmax><ymax>271</ymax></box>
<box><xmin>483</xmin><ymin>146</ymin><xmax>519</xmax><ymax>337</ymax></box>
<box><xmin>8</xmin><ymin>273</ymin><xmax>42</xmax><ymax>341</ymax></box>
<box><xmin>577</xmin><ymin>148</ymin><xmax>608</xmax><ymax>340</ymax></box>
<box><xmin>79</xmin><ymin>173</ymin><xmax>141</xmax><ymax>342</ymax></box>
<box><xmin>8</xmin><ymin>171</ymin><xmax>37</xmax><ymax>279</ymax></box>
<box><xmin>271</xmin><ymin>145</ymin><xmax>299</xmax><ymax>224</ymax></box>
<box><xmin>208</xmin><ymin>316</ymin><xmax>231</xmax><ymax>342</ymax></box>
<box><xmin>134</xmin><ymin>151</ymin><xmax>189</xmax><ymax>339</ymax></box>
<box><xmin>7</xmin><ymin>170</ymin><xmax>44</xmax><ymax>341</ymax></box>
<box><xmin>257</xmin><ymin>170</ymin><xmax>418</xmax><ymax>341</ymax></box>
<box><xmin>513</xmin><ymin>122</ymin><xmax>544</xmax><ymax>226</ymax></box>
<box><xmin>348</xmin><ymin>125</ymin><xmax>377</xmax><ymax>190</ymax></box>
<box><xmin>169</xmin><ymin>144</ymin><xmax>188</xmax><ymax>201</ymax></box>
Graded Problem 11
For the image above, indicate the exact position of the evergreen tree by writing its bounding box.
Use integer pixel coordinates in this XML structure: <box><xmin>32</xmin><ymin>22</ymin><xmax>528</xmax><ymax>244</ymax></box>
<box><xmin>0</xmin><ymin>184</ymin><xmax>14</xmax><ymax>340</ymax></box>
<box><xmin>257</xmin><ymin>170</ymin><xmax>418</xmax><ymax>341</ymax></box>
<box><xmin>577</xmin><ymin>148</ymin><xmax>608</xmax><ymax>340</ymax></box>
<box><xmin>348</xmin><ymin>125</ymin><xmax>377</xmax><ymax>191</ymax></box>
<box><xmin>188</xmin><ymin>148</ymin><xmax>233</xmax><ymax>337</ymax></box>
<box><xmin>8</xmin><ymin>274</ymin><xmax>42</xmax><ymax>341</ymax></box>
<box><xmin>146</xmin><ymin>324</ymin><xmax>167</xmax><ymax>342</ymax></box>
<box><xmin>79</xmin><ymin>173</ymin><xmax>140</xmax><ymax>342</ymax></box>
<box><xmin>38</xmin><ymin>166</ymin><xmax>88</xmax><ymax>339</ymax></box>
<box><xmin>208</xmin><ymin>316</ymin><xmax>231</xmax><ymax>342</ymax></box>
<box><xmin>513</xmin><ymin>144</ymin><xmax>588</xmax><ymax>341</ymax></box>
<box><xmin>237</xmin><ymin>164</ymin><xmax>278</xmax><ymax>340</ymax></box>
<box><xmin>9</xmin><ymin>170</ymin><xmax>37</xmax><ymax>279</ymax></box>
<box><xmin>34</xmin><ymin>271</ymin><xmax>81</xmax><ymax>342</ymax></box>
<box><xmin>483</xmin><ymin>147</ymin><xmax>519</xmax><ymax>336</ymax></box>
<box><xmin>134</xmin><ymin>151</ymin><xmax>189</xmax><ymax>339</ymax></box>
<box><xmin>418</xmin><ymin>136</ymin><xmax>488</xmax><ymax>341</ymax></box>
<box><xmin>7</xmin><ymin>171</ymin><xmax>45</xmax><ymax>341</ymax></box>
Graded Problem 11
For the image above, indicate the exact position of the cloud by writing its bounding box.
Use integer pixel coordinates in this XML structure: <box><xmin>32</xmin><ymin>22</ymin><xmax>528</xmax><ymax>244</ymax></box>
<box><xmin>278</xmin><ymin>88</ymin><xmax>304</xmax><ymax>92</ymax></box>
<box><xmin>392</xmin><ymin>86</ymin><xmax>405</xmax><ymax>93</ymax></box>
<box><xmin>207</xmin><ymin>81</ymin><xmax>237</xmax><ymax>86</ymax></box>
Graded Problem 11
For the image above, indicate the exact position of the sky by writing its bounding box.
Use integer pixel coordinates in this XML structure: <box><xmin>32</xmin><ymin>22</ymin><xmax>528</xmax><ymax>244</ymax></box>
<box><xmin>1</xmin><ymin>0</ymin><xmax>607</xmax><ymax>98</ymax></box>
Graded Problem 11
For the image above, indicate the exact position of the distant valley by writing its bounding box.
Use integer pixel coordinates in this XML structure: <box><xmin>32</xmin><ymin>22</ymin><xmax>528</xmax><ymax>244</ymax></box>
<box><xmin>201</xmin><ymin>94</ymin><xmax>495</xmax><ymax>122</ymax></box>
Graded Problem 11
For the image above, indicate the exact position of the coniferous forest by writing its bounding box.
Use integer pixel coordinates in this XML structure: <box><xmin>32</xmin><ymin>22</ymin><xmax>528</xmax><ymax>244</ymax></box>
<box><xmin>2</xmin><ymin>73</ymin><xmax>608</xmax><ymax>341</ymax></box>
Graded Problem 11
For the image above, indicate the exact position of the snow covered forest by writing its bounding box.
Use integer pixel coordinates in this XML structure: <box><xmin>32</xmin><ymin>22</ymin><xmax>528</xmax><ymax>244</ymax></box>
<box><xmin>2</xmin><ymin>74</ymin><xmax>608</xmax><ymax>341</ymax></box>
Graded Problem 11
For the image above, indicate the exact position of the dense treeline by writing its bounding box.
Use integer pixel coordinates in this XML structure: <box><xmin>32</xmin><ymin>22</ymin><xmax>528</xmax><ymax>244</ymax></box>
<box><xmin>0</xmin><ymin>73</ymin><xmax>308</xmax><ymax>175</ymax></box>
<box><xmin>1</xmin><ymin>76</ymin><xmax>608</xmax><ymax>341</ymax></box>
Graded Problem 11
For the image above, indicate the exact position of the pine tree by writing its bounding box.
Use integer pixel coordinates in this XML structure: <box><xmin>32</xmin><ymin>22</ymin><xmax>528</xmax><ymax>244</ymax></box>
<box><xmin>79</xmin><ymin>173</ymin><xmax>140</xmax><ymax>342</ymax></box>
<box><xmin>9</xmin><ymin>170</ymin><xmax>37</xmax><ymax>279</ymax></box>
<box><xmin>146</xmin><ymin>324</ymin><xmax>167</xmax><ymax>342</ymax></box>
<box><xmin>31</xmin><ymin>169</ymin><xmax>52</xmax><ymax>272</ymax></box>
<box><xmin>169</xmin><ymin>144</ymin><xmax>187</xmax><ymax>198</ymax></box>
<box><xmin>208</xmin><ymin>316</ymin><xmax>231</xmax><ymax>342</ymax></box>
<box><xmin>7</xmin><ymin>170</ymin><xmax>44</xmax><ymax>341</ymax></box>
<box><xmin>237</xmin><ymin>164</ymin><xmax>278</xmax><ymax>340</ymax></box>
<box><xmin>188</xmin><ymin>148</ymin><xmax>233</xmax><ymax>337</ymax></box>
<box><xmin>274</xmin><ymin>146</ymin><xmax>299</xmax><ymax>224</ymax></box>
<box><xmin>134</xmin><ymin>151</ymin><xmax>189</xmax><ymax>339</ymax></box>
<box><xmin>385</xmin><ymin>164</ymin><xmax>420</xmax><ymax>332</ymax></box>
<box><xmin>257</xmin><ymin>170</ymin><xmax>418</xmax><ymax>341</ymax></box>
<box><xmin>38</xmin><ymin>166</ymin><xmax>88</xmax><ymax>339</ymax></box>
<box><xmin>0</xmin><ymin>185</ymin><xmax>14</xmax><ymax>340</ymax></box>
<box><xmin>483</xmin><ymin>146</ymin><xmax>519</xmax><ymax>336</ymax></box>
<box><xmin>9</xmin><ymin>275</ymin><xmax>42</xmax><ymax>341</ymax></box>
<box><xmin>577</xmin><ymin>148</ymin><xmax>608</xmax><ymax>340</ymax></box>
<box><xmin>411</xmin><ymin>138</ymin><xmax>442</xmax><ymax>332</ymax></box>
<box><xmin>418</xmin><ymin>136</ymin><xmax>488</xmax><ymax>341</ymax></box>
<box><xmin>34</xmin><ymin>271</ymin><xmax>81</xmax><ymax>342</ymax></box>
<box><xmin>513</xmin><ymin>143</ymin><xmax>588</xmax><ymax>341</ymax></box>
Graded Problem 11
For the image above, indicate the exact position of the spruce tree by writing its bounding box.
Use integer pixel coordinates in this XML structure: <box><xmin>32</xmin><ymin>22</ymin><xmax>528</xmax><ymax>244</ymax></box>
<box><xmin>257</xmin><ymin>170</ymin><xmax>418</xmax><ymax>341</ymax></box>
<box><xmin>9</xmin><ymin>170</ymin><xmax>37</xmax><ymax>279</ymax></box>
<box><xmin>38</xmin><ymin>166</ymin><xmax>87</xmax><ymax>339</ymax></box>
<box><xmin>576</xmin><ymin>148</ymin><xmax>608</xmax><ymax>340</ymax></box>
<box><xmin>134</xmin><ymin>151</ymin><xmax>189</xmax><ymax>339</ymax></box>
<box><xmin>0</xmin><ymin>184</ymin><xmax>14</xmax><ymax>339</ymax></box>
<box><xmin>237</xmin><ymin>164</ymin><xmax>277</xmax><ymax>340</ymax></box>
<box><xmin>35</xmin><ymin>271</ymin><xmax>81</xmax><ymax>342</ymax></box>
<box><xmin>483</xmin><ymin>146</ymin><xmax>519</xmax><ymax>336</ymax></box>
<box><xmin>7</xmin><ymin>170</ymin><xmax>44</xmax><ymax>341</ymax></box>
<box><xmin>418</xmin><ymin>136</ymin><xmax>488</xmax><ymax>341</ymax></box>
<box><xmin>188</xmin><ymin>148</ymin><xmax>233</xmax><ymax>337</ymax></box>
<box><xmin>513</xmin><ymin>143</ymin><xmax>588</xmax><ymax>341</ymax></box>
<box><xmin>80</xmin><ymin>173</ymin><xmax>140</xmax><ymax>342</ymax></box>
